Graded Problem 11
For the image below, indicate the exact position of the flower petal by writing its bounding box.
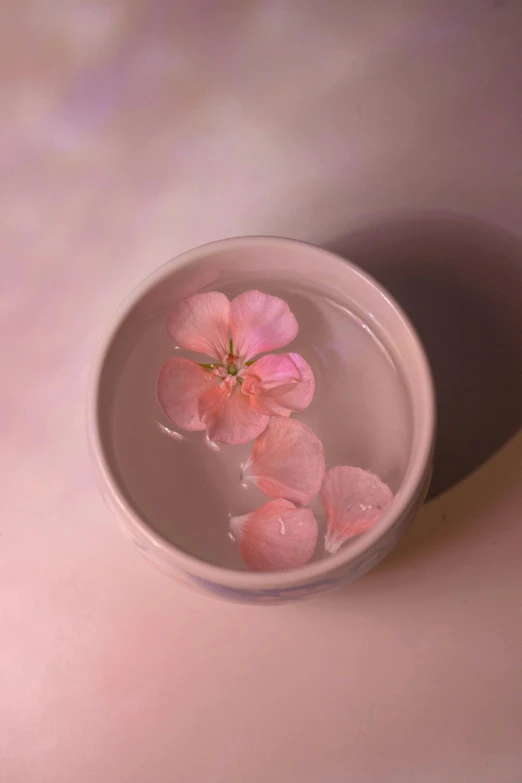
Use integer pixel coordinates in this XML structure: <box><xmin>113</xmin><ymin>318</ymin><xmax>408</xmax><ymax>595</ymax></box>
<box><xmin>242</xmin><ymin>418</ymin><xmax>325</xmax><ymax>505</ymax></box>
<box><xmin>167</xmin><ymin>291</ymin><xmax>231</xmax><ymax>360</ymax></box>
<box><xmin>230</xmin><ymin>290</ymin><xmax>298</xmax><ymax>360</ymax></box>
<box><xmin>274</xmin><ymin>353</ymin><xmax>315</xmax><ymax>412</ymax></box>
<box><xmin>157</xmin><ymin>358</ymin><xmax>217</xmax><ymax>431</ymax></box>
<box><xmin>246</xmin><ymin>352</ymin><xmax>315</xmax><ymax>416</ymax></box>
<box><xmin>321</xmin><ymin>466</ymin><xmax>394</xmax><ymax>554</ymax></box>
<box><xmin>241</xmin><ymin>353</ymin><xmax>300</xmax><ymax>396</ymax></box>
<box><xmin>230</xmin><ymin>499</ymin><xmax>318</xmax><ymax>571</ymax></box>
<box><xmin>198</xmin><ymin>383</ymin><xmax>269</xmax><ymax>445</ymax></box>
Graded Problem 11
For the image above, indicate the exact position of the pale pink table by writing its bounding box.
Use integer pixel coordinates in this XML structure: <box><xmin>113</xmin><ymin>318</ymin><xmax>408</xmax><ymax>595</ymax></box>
<box><xmin>2</xmin><ymin>3</ymin><xmax>522</xmax><ymax>782</ymax></box>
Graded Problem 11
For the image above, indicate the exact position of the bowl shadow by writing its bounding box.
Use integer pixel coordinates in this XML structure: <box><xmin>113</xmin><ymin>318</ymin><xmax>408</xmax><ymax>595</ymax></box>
<box><xmin>326</xmin><ymin>211</ymin><xmax>522</xmax><ymax>499</ymax></box>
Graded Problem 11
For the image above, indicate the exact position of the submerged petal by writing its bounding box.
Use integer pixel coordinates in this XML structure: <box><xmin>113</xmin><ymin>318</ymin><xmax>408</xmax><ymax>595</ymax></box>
<box><xmin>198</xmin><ymin>383</ymin><xmax>269</xmax><ymax>445</ymax></box>
<box><xmin>321</xmin><ymin>466</ymin><xmax>394</xmax><ymax>554</ymax></box>
<box><xmin>242</xmin><ymin>418</ymin><xmax>325</xmax><ymax>505</ymax></box>
<box><xmin>230</xmin><ymin>499</ymin><xmax>318</xmax><ymax>571</ymax></box>
<box><xmin>167</xmin><ymin>291</ymin><xmax>231</xmax><ymax>359</ymax></box>
<box><xmin>157</xmin><ymin>358</ymin><xmax>216</xmax><ymax>431</ymax></box>
<box><xmin>246</xmin><ymin>352</ymin><xmax>315</xmax><ymax>416</ymax></box>
<box><xmin>230</xmin><ymin>290</ymin><xmax>298</xmax><ymax>360</ymax></box>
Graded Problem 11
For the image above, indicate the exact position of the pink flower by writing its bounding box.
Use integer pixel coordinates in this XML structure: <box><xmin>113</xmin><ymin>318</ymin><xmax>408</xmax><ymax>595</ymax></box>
<box><xmin>157</xmin><ymin>291</ymin><xmax>315</xmax><ymax>445</ymax></box>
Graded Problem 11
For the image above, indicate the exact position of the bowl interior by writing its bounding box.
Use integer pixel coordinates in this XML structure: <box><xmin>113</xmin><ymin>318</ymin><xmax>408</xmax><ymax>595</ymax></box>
<box><xmin>95</xmin><ymin>239</ymin><xmax>429</xmax><ymax>571</ymax></box>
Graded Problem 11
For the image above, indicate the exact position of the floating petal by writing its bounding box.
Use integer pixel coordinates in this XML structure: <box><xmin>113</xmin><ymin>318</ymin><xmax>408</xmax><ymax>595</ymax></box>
<box><xmin>230</xmin><ymin>499</ymin><xmax>318</xmax><ymax>571</ymax></box>
<box><xmin>198</xmin><ymin>383</ymin><xmax>269</xmax><ymax>445</ymax></box>
<box><xmin>242</xmin><ymin>418</ymin><xmax>325</xmax><ymax>505</ymax></box>
<box><xmin>157</xmin><ymin>358</ymin><xmax>216</xmax><ymax>431</ymax></box>
<box><xmin>167</xmin><ymin>291</ymin><xmax>231</xmax><ymax>360</ymax></box>
<box><xmin>246</xmin><ymin>353</ymin><xmax>315</xmax><ymax>416</ymax></box>
<box><xmin>230</xmin><ymin>290</ymin><xmax>298</xmax><ymax>360</ymax></box>
<box><xmin>242</xmin><ymin>353</ymin><xmax>300</xmax><ymax>396</ymax></box>
<box><xmin>321</xmin><ymin>466</ymin><xmax>394</xmax><ymax>554</ymax></box>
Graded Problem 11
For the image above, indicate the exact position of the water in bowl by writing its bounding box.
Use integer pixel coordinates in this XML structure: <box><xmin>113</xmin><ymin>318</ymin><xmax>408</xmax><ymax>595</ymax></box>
<box><xmin>108</xmin><ymin>279</ymin><xmax>412</xmax><ymax>570</ymax></box>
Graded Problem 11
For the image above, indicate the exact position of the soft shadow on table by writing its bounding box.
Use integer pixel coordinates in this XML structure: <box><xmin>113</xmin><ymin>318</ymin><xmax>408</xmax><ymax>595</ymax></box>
<box><xmin>309</xmin><ymin>212</ymin><xmax>522</xmax><ymax>603</ymax></box>
<box><xmin>326</xmin><ymin>212</ymin><xmax>522</xmax><ymax>499</ymax></box>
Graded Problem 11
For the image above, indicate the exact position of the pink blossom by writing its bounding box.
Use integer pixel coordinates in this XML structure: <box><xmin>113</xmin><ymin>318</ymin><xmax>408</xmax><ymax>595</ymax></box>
<box><xmin>157</xmin><ymin>291</ymin><xmax>314</xmax><ymax>445</ymax></box>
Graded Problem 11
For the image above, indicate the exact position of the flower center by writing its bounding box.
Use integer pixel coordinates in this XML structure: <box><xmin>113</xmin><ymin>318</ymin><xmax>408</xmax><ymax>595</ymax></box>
<box><xmin>201</xmin><ymin>343</ymin><xmax>246</xmax><ymax>382</ymax></box>
<box><xmin>225</xmin><ymin>348</ymin><xmax>242</xmax><ymax>377</ymax></box>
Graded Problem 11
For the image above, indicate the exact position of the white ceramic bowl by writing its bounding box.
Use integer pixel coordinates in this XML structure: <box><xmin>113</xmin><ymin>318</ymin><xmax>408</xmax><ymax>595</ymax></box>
<box><xmin>88</xmin><ymin>237</ymin><xmax>435</xmax><ymax>603</ymax></box>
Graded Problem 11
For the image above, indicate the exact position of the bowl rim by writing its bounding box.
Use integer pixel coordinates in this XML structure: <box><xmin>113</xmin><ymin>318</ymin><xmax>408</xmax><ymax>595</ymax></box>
<box><xmin>88</xmin><ymin>235</ymin><xmax>436</xmax><ymax>590</ymax></box>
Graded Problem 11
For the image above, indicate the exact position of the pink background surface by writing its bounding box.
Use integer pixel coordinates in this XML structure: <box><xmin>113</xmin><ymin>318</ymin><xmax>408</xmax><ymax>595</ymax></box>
<box><xmin>2</xmin><ymin>2</ymin><xmax>522</xmax><ymax>781</ymax></box>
